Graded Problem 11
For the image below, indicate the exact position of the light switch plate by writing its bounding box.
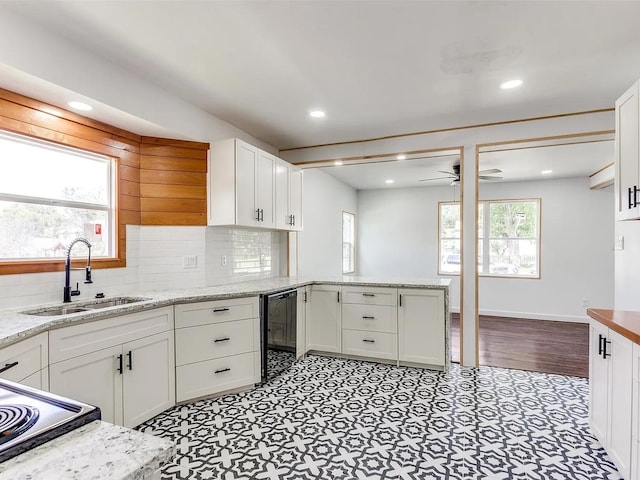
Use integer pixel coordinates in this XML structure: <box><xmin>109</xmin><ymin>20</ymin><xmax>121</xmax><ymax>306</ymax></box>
<box><xmin>616</xmin><ymin>236</ymin><xmax>624</xmax><ymax>251</ymax></box>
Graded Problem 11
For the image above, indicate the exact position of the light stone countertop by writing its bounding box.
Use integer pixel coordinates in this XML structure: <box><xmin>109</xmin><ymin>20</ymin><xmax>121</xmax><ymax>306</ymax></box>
<box><xmin>0</xmin><ymin>421</ymin><xmax>175</xmax><ymax>479</ymax></box>
<box><xmin>0</xmin><ymin>276</ymin><xmax>450</xmax><ymax>349</ymax></box>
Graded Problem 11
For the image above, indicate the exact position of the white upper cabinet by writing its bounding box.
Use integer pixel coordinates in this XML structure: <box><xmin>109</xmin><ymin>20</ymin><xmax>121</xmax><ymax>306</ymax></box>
<box><xmin>615</xmin><ymin>80</ymin><xmax>640</xmax><ymax>220</ymax></box>
<box><xmin>275</xmin><ymin>158</ymin><xmax>303</xmax><ymax>231</ymax></box>
<box><xmin>208</xmin><ymin>138</ymin><xmax>275</xmax><ymax>228</ymax></box>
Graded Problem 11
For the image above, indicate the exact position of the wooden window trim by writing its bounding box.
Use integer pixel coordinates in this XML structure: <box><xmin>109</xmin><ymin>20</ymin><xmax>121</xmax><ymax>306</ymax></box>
<box><xmin>0</xmin><ymin>89</ymin><xmax>141</xmax><ymax>276</ymax></box>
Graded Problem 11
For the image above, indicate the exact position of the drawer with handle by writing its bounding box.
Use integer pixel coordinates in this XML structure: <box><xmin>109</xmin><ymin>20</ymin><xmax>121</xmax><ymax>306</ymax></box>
<box><xmin>174</xmin><ymin>297</ymin><xmax>259</xmax><ymax>328</ymax></box>
<box><xmin>175</xmin><ymin>318</ymin><xmax>259</xmax><ymax>365</ymax></box>
<box><xmin>342</xmin><ymin>304</ymin><xmax>397</xmax><ymax>333</ymax></box>
<box><xmin>342</xmin><ymin>329</ymin><xmax>397</xmax><ymax>360</ymax></box>
<box><xmin>340</xmin><ymin>286</ymin><xmax>397</xmax><ymax>306</ymax></box>
<box><xmin>176</xmin><ymin>351</ymin><xmax>259</xmax><ymax>402</ymax></box>
<box><xmin>0</xmin><ymin>332</ymin><xmax>48</xmax><ymax>383</ymax></box>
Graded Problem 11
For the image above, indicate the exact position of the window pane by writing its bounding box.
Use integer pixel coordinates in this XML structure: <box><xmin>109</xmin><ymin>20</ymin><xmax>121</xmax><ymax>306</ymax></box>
<box><xmin>440</xmin><ymin>203</ymin><xmax>460</xmax><ymax>238</ymax></box>
<box><xmin>489</xmin><ymin>201</ymin><xmax>537</xmax><ymax>239</ymax></box>
<box><xmin>342</xmin><ymin>212</ymin><xmax>355</xmax><ymax>273</ymax></box>
<box><xmin>440</xmin><ymin>239</ymin><xmax>460</xmax><ymax>274</ymax></box>
<box><xmin>0</xmin><ymin>201</ymin><xmax>110</xmax><ymax>259</ymax></box>
<box><xmin>0</xmin><ymin>133</ymin><xmax>110</xmax><ymax>205</ymax></box>
<box><xmin>478</xmin><ymin>203</ymin><xmax>484</xmax><ymax>237</ymax></box>
<box><xmin>489</xmin><ymin>239</ymin><xmax>538</xmax><ymax>276</ymax></box>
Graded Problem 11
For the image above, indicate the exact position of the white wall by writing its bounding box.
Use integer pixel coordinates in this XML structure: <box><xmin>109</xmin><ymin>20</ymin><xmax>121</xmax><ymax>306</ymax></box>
<box><xmin>357</xmin><ymin>186</ymin><xmax>461</xmax><ymax>310</ymax></box>
<box><xmin>297</xmin><ymin>170</ymin><xmax>358</xmax><ymax>277</ymax></box>
<box><xmin>479</xmin><ymin>177</ymin><xmax>614</xmax><ymax>322</ymax></box>
<box><xmin>614</xmin><ymin>221</ymin><xmax>640</xmax><ymax>309</ymax></box>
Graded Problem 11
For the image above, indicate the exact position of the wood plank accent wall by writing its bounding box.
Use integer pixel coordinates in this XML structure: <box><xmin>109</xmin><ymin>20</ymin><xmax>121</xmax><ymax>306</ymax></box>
<box><xmin>139</xmin><ymin>137</ymin><xmax>209</xmax><ymax>226</ymax></box>
<box><xmin>0</xmin><ymin>88</ymin><xmax>209</xmax><ymax>275</ymax></box>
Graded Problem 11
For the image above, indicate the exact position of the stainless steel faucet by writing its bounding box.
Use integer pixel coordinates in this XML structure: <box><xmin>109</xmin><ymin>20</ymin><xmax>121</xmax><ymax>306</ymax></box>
<box><xmin>63</xmin><ymin>237</ymin><xmax>93</xmax><ymax>303</ymax></box>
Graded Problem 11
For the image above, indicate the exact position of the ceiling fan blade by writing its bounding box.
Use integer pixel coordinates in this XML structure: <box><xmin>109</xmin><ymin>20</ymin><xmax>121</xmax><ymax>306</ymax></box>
<box><xmin>479</xmin><ymin>175</ymin><xmax>503</xmax><ymax>180</ymax></box>
<box><xmin>418</xmin><ymin>176</ymin><xmax>456</xmax><ymax>182</ymax></box>
<box><xmin>479</xmin><ymin>168</ymin><xmax>502</xmax><ymax>174</ymax></box>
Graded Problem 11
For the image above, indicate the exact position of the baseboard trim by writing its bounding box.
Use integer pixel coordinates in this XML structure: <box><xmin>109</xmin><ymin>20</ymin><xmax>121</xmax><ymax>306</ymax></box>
<box><xmin>478</xmin><ymin>309</ymin><xmax>589</xmax><ymax>324</ymax></box>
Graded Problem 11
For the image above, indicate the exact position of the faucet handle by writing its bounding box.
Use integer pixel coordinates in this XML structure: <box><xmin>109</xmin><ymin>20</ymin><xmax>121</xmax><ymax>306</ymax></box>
<box><xmin>84</xmin><ymin>266</ymin><xmax>93</xmax><ymax>284</ymax></box>
<box><xmin>71</xmin><ymin>283</ymin><xmax>81</xmax><ymax>297</ymax></box>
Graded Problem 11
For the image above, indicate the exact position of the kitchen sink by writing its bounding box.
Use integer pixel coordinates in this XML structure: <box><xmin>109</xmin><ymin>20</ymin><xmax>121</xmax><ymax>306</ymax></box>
<box><xmin>82</xmin><ymin>297</ymin><xmax>150</xmax><ymax>309</ymax></box>
<box><xmin>22</xmin><ymin>297</ymin><xmax>150</xmax><ymax>316</ymax></box>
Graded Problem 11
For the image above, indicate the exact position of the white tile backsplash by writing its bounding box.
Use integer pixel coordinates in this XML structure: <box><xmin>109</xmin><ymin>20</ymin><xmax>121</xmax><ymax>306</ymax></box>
<box><xmin>0</xmin><ymin>224</ymin><xmax>285</xmax><ymax>308</ymax></box>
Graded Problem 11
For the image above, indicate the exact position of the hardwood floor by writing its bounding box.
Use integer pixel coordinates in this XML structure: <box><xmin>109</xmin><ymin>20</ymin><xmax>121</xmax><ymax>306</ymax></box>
<box><xmin>450</xmin><ymin>313</ymin><xmax>589</xmax><ymax>377</ymax></box>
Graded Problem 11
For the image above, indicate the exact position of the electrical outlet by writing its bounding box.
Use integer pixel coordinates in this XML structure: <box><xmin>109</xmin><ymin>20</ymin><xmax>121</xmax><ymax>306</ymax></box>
<box><xmin>221</xmin><ymin>255</ymin><xmax>227</xmax><ymax>266</ymax></box>
<box><xmin>183</xmin><ymin>255</ymin><xmax>197</xmax><ymax>268</ymax></box>
<box><xmin>616</xmin><ymin>235</ymin><xmax>624</xmax><ymax>250</ymax></box>
<box><xmin>582</xmin><ymin>299</ymin><xmax>590</xmax><ymax>307</ymax></box>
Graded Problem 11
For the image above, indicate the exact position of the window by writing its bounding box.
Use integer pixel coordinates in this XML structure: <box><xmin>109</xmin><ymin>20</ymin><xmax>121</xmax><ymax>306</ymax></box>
<box><xmin>342</xmin><ymin>211</ymin><xmax>355</xmax><ymax>274</ymax></box>
<box><xmin>438</xmin><ymin>199</ymin><xmax>540</xmax><ymax>277</ymax></box>
<box><xmin>0</xmin><ymin>131</ymin><xmax>115</xmax><ymax>260</ymax></box>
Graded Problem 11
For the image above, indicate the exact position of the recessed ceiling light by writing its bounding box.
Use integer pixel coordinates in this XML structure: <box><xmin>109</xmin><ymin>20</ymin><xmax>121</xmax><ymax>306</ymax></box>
<box><xmin>541</xmin><ymin>169</ymin><xmax>552</xmax><ymax>174</ymax></box>
<box><xmin>67</xmin><ymin>101</ymin><xmax>93</xmax><ymax>111</ymax></box>
<box><xmin>334</xmin><ymin>160</ymin><xmax>343</xmax><ymax>166</ymax></box>
<box><xmin>396</xmin><ymin>154</ymin><xmax>406</xmax><ymax>160</ymax></box>
<box><xmin>500</xmin><ymin>79</ymin><xmax>523</xmax><ymax>90</ymax></box>
<box><xmin>309</xmin><ymin>110</ymin><xmax>326</xmax><ymax>118</ymax></box>
<box><xmin>385</xmin><ymin>179</ymin><xmax>394</xmax><ymax>184</ymax></box>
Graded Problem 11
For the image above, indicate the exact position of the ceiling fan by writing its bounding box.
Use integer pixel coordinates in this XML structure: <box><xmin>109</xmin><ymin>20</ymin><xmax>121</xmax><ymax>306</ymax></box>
<box><xmin>418</xmin><ymin>164</ymin><xmax>503</xmax><ymax>185</ymax></box>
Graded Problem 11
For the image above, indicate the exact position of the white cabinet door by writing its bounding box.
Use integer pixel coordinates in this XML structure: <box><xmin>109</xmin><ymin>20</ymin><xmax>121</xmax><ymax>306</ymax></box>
<box><xmin>589</xmin><ymin>320</ymin><xmax>609</xmax><ymax>445</ymax></box>
<box><xmin>289</xmin><ymin>167</ymin><xmax>303</xmax><ymax>231</ymax></box>
<box><xmin>257</xmin><ymin>150</ymin><xmax>275</xmax><ymax>228</ymax></box>
<box><xmin>307</xmin><ymin>286</ymin><xmax>341</xmax><ymax>353</ymax></box>
<box><xmin>122</xmin><ymin>331</ymin><xmax>175</xmax><ymax>428</ymax></box>
<box><xmin>296</xmin><ymin>287</ymin><xmax>308</xmax><ymax>360</ymax></box>
<box><xmin>607</xmin><ymin>329</ymin><xmax>633</xmax><ymax>479</ymax></box>
<box><xmin>616</xmin><ymin>80</ymin><xmax>640</xmax><ymax>220</ymax></box>
<box><xmin>50</xmin><ymin>345</ymin><xmax>123</xmax><ymax>426</ymax></box>
<box><xmin>0</xmin><ymin>332</ymin><xmax>48</xmax><ymax>384</ymax></box>
<box><xmin>235</xmin><ymin>139</ymin><xmax>259</xmax><ymax>226</ymax></box>
<box><xmin>398</xmin><ymin>289</ymin><xmax>445</xmax><ymax>366</ymax></box>
<box><xmin>275</xmin><ymin>159</ymin><xmax>290</xmax><ymax>230</ymax></box>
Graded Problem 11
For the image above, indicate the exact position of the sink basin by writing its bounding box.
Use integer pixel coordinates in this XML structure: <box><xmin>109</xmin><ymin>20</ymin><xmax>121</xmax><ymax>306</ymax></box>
<box><xmin>82</xmin><ymin>297</ymin><xmax>150</xmax><ymax>309</ymax></box>
<box><xmin>22</xmin><ymin>297</ymin><xmax>150</xmax><ymax>316</ymax></box>
<box><xmin>24</xmin><ymin>306</ymin><xmax>89</xmax><ymax>316</ymax></box>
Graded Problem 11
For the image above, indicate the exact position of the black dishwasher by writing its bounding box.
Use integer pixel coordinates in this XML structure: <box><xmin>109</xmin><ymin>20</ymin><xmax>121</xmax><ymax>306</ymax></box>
<box><xmin>261</xmin><ymin>289</ymin><xmax>297</xmax><ymax>382</ymax></box>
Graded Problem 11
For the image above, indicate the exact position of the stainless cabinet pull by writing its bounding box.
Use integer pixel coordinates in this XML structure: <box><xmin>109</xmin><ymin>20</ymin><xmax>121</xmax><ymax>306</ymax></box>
<box><xmin>362</xmin><ymin>316</ymin><xmax>375</xmax><ymax>320</ymax></box>
<box><xmin>259</xmin><ymin>208</ymin><xmax>264</xmax><ymax>222</ymax></box>
<box><xmin>214</xmin><ymin>337</ymin><xmax>230</xmax><ymax>343</ymax></box>
<box><xmin>213</xmin><ymin>308</ymin><xmax>230</xmax><ymax>313</ymax></box>
<box><xmin>362</xmin><ymin>339</ymin><xmax>375</xmax><ymax>343</ymax></box>
<box><xmin>214</xmin><ymin>368</ymin><xmax>231</xmax><ymax>374</ymax></box>
<box><xmin>0</xmin><ymin>361</ymin><xmax>19</xmax><ymax>373</ymax></box>
<box><xmin>362</xmin><ymin>293</ymin><xmax>375</xmax><ymax>297</ymax></box>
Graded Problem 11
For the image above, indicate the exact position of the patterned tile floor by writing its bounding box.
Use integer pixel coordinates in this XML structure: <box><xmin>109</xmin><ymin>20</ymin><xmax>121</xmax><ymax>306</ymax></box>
<box><xmin>137</xmin><ymin>355</ymin><xmax>622</xmax><ymax>480</ymax></box>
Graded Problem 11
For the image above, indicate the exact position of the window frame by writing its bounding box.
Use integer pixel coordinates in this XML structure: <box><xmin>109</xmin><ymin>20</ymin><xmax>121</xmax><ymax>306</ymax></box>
<box><xmin>438</xmin><ymin>198</ymin><xmax>541</xmax><ymax>279</ymax></box>
<box><xmin>0</xmin><ymin>130</ymin><xmax>117</xmax><ymax>262</ymax></box>
<box><xmin>342</xmin><ymin>210</ymin><xmax>356</xmax><ymax>274</ymax></box>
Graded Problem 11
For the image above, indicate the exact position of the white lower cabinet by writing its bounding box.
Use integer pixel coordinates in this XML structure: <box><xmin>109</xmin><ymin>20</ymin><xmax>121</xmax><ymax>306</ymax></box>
<box><xmin>342</xmin><ymin>329</ymin><xmax>397</xmax><ymax>360</ymax></box>
<box><xmin>398</xmin><ymin>288</ymin><xmax>445</xmax><ymax>367</ymax></box>
<box><xmin>174</xmin><ymin>297</ymin><xmax>260</xmax><ymax>402</ymax></box>
<box><xmin>0</xmin><ymin>332</ymin><xmax>49</xmax><ymax>390</ymax></box>
<box><xmin>49</xmin><ymin>307</ymin><xmax>175</xmax><ymax>428</ymax></box>
<box><xmin>306</xmin><ymin>285</ymin><xmax>342</xmax><ymax>353</ymax></box>
<box><xmin>296</xmin><ymin>286</ymin><xmax>308</xmax><ymax>360</ymax></box>
<box><xmin>589</xmin><ymin>320</ymin><xmax>633</xmax><ymax>479</ymax></box>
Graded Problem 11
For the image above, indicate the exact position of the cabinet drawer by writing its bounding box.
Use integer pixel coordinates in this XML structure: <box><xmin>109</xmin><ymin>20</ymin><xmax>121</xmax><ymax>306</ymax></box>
<box><xmin>342</xmin><ymin>304</ymin><xmax>397</xmax><ymax>333</ymax></box>
<box><xmin>341</xmin><ymin>286</ymin><xmax>397</xmax><ymax>306</ymax></box>
<box><xmin>175</xmin><ymin>297</ymin><xmax>259</xmax><ymax>328</ymax></box>
<box><xmin>50</xmin><ymin>307</ymin><xmax>174</xmax><ymax>364</ymax></box>
<box><xmin>175</xmin><ymin>318</ymin><xmax>259</xmax><ymax>366</ymax></box>
<box><xmin>0</xmin><ymin>333</ymin><xmax>48</xmax><ymax>383</ymax></box>
<box><xmin>342</xmin><ymin>329</ymin><xmax>397</xmax><ymax>360</ymax></box>
<box><xmin>176</xmin><ymin>351</ymin><xmax>259</xmax><ymax>402</ymax></box>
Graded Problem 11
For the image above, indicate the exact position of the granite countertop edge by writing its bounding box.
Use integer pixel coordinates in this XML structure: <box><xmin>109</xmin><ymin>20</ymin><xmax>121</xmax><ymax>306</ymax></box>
<box><xmin>0</xmin><ymin>276</ymin><xmax>451</xmax><ymax>349</ymax></box>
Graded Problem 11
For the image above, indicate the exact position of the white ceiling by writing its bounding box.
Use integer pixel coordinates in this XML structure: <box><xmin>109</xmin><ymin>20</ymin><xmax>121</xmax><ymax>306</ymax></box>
<box><xmin>314</xmin><ymin>139</ymin><xmax>614</xmax><ymax>190</ymax></box>
<box><xmin>2</xmin><ymin>1</ymin><xmax>640</xmax><ymax>150</ymax></box>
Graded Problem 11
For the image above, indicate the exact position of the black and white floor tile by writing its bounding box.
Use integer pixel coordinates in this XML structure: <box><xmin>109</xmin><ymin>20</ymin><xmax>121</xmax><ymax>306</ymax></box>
<box><xmin>137</xmin><ymin>355</ymin><xmax>622</xmax><ymax>480</ymax></box>
<box><xmin>266</xmin><ymin>349</ymin><xmax>296</xmax><ymax>382</ymax></box>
